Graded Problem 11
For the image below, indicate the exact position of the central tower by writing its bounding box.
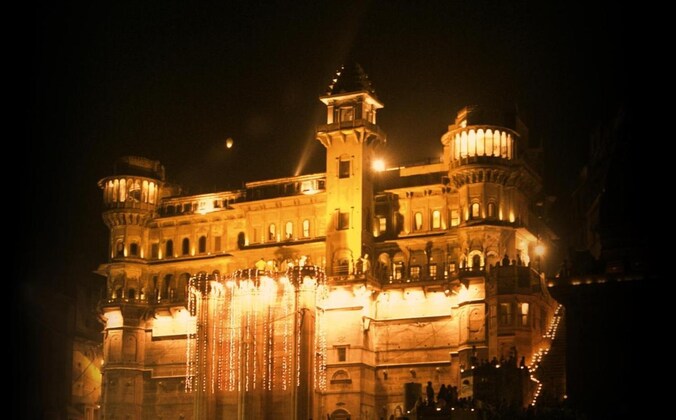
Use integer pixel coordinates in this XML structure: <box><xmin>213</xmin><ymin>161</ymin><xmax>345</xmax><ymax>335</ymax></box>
<box><xmin>316</xmin><ymin>62</ymin><xmax>386</xmax><ymax>277</ymax></box>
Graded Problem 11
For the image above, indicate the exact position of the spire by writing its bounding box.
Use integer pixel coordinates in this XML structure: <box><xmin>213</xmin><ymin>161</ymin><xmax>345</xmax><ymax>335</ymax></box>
<box><xmin>325</xmin><ymin>62</ymin><xmax>377</xmax><ymax>98</ymax></box>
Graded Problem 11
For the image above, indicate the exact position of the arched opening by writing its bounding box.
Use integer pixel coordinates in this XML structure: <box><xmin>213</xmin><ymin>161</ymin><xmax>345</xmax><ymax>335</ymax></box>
<box><xmin>487</xmin><ymin>202</ymin><xmax>496</xmax><ymax>218</ymax></box>
<box><xmin>237</xmin><ymin>232</ymin><xmax>246</xmax><ymax>249</ymax></box>
<box><xmin>161</xmin><ymin>275</ymin><xmax>172</xmax><ymax>300</ymax></box>
<box><xmin>330</xmin><ymin>409</ymin><xmax>351</xmax><ymax>420</ymax></box>
<box><xmin>198</xmin><ymin>236</ymin><xmax>207</xmax><ymax>254</ymax></box>
<box><xmin>165</xmin><ymin>240</ymin><xmax>174</xmax><ymax>258</ymax></box>
<box><xmin>119</xmin><ymin>179</ymin><xmax>127</xmax><ymax>202</ymax></box>
<box><xmin>414</xmin><ymin>212</ymin><xmax>423</xmax><ymax>231</ymax></box>
<box><xmin>129</xmin><ymin>242</ymin><xmax>139</xmax><ymax>256</ymax></box>
<box><xmin>333</xmin><ymin>249</ymin><xmax>352</xmax><ymax>276</ymax></box>
<box><xmin>285</xmin><ymin>221</ymin><xmax>293</xmax><ymax>239</ymax></box>
<box><xmin>302</xmin><ymin>219</ymin><xmax>310</xmax><ymax>238</ymax></box>
<box><xmin>268</xmin><ymin>223</ymin><xmax>276</xmax><ymax>241</ymax></box>
<box><xmin>176</xmin><ymin>273</ymin><xmax>190</xmax><ymax>300</ymax></box>
<box><xmin>182</xmin><ymin>238</ymin><xmax>190</xmax><ymax>255</ymax></box>
<box><xmin>115</xmin><ymin>241</ymin><xmax>124</xmax><ymax>257</ymax></box>
<box><xmin>470</xmin><ymin>202</ymin><xmax>481</xmax><ymax>219</ymax></box>
<box><xmin>469</xmin><ymin>251</ymin><xmax>483</xmax><ymax>270</ymax></box>
<box><xmin>127</xmin><ymin>288</ymin><xmax>136</xmax><ymax>300</ymax></box>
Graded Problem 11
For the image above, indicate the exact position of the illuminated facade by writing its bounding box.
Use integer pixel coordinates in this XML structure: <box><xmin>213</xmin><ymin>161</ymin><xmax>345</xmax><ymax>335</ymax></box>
<box><xmin>97</xmin><ymin>63</ymin><xmax>562</xmax><ymax>419</ymax></box>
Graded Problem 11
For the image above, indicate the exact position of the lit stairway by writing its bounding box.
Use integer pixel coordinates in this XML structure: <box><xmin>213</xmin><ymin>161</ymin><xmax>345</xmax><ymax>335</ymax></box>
<box><xmin>538</xmin><ymin>307</ymin><xmax>566</xmax><ymax>402</ymax></box>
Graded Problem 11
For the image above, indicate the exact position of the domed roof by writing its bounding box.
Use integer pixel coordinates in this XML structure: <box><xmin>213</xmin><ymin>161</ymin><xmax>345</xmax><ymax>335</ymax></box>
<box><xmin>325</xmin><ymin>62</ymin><xmax>377</xmax><ymax>98</ymax></box>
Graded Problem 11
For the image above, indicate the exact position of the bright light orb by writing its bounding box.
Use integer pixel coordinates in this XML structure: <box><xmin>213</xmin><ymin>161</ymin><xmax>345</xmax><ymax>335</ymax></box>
<box><xmin>226</xmin><ymin>137</ymin><xmax>234</xmax><ymax>149</ymax></box>
<box><xmin>534</xmin><ymin>244</ymin><xmax>545</xmax><ymax>257</ymax></box>
<box><xmin>372</xmin><ymin>158</ymin><xmax>385</xmax><ymax>172</ymax></box>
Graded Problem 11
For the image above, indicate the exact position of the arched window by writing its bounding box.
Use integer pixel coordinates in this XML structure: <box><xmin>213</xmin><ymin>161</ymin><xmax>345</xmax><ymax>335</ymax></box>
<box><xmin>471</xmin><ymin>203</ymin><xmax>481</xmax><ymax>219</ymax></box>
<box><xmin>285</xmin><ymin>221</ymin><xmax>293</xmax><ymax>239</ymax></box>
<box><xmin>432</xmin><ymin>210</ymin><xmax>441</xmax><ymax>229</ymax></box>
<box><xmin>149</xmin><ymin>182</ymin><xmax>156</xmax><ymax>204</ymax></box>
<box><xmin>414</xmin><ymin>212</ymin><xmax>423</xmax><ymax>231</ymax></box>
<box><xmin>268</xmin><ymin>224</ymin><xmax>276</xmax><ymax>241</ymax></box>
<box><xmin>142</xmin><ymin>180</ymin><xmax>148</xmax><ymax>202</ymax></box>
<box><xmin>198</xmin><ymin>236</ymin><xmax>207</xmax><ymax>254</ymax></box>
<box><xmin>115</xmin><ymin>241</ymin><xmax>124</xmax><ymax>257</ymax></box>
<box><xmin>119</xmin><ymin>179</ymin><xmax>127</xmax><ymax>202</ymax></box>
<box><xmin>129</xmin><ymin>242</ymin><xmax>139</xmax><ymax>256</ymax></box>
<box><xmin>182</xmin><ymin>238</ymin><xmax>190</xmax><ymax>255</ymax></box>
<box><xmin>165</xmin><ymin>240</ymin><xmax>174</xmax><ymax>258</ymax></box>
<box><xmin>472</xmin><ymin>254</ymin><xmax>481</xmax><ymax>269</ymax></box>
<box><xmin>302</xmin><ymin>219</ymin><xmax>310</xmax><ymax>238</ymax></box>
<box><xmin>488</xmin><ymin>202</ymin><xmax>496</xmax><ymax>218</ymax></box>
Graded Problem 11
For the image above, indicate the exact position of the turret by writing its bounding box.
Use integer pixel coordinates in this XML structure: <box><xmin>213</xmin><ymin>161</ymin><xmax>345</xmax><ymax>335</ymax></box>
<box><xmin>98</xmin><ymin>156</ymin><xmax>165</xmax><ymax>261</ymax></box>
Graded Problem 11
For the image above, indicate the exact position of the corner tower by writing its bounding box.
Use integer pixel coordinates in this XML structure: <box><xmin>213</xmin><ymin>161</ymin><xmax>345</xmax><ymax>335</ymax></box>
<box><xmin>97</xmin><ymin>156</ymin><xmax>165</xmax><ymax>419</ymax></box>
<box><xmin>316</xmin><ymin>62</ymin><xmax>386</xmax><ymax>277</ymax></box>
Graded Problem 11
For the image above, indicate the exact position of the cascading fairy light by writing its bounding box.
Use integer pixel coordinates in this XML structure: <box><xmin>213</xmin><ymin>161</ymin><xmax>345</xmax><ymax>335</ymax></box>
<box><xmin>184</xmin><ymin>265</ymin><xmax>328</xmax><ymax>397</ymax></box>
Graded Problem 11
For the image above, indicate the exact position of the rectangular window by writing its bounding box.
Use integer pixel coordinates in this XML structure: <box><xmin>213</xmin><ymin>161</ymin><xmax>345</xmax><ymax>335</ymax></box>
<box><xmin>410</xmin><ymin>265</ymin><xmax>421</xmax><ymax>279</ymax></box>
<box><xmin>302</xmin><ymin>219</ymin><xmax>310</xmax><ymax>238</ymax></box>
<box><xmin>448</xmin><ymin>262</ymin><xmax>457</xmax><ymax>273</ymax></box>
<box><xmin>214</xmin><ymin>236</ymin><xmax>222</xmax><ymax>252</ymax></box>
<box><xmin>432</xmin><ymin>210</ymin><xmax>441</xmax><ymax>229</ymax></box>
<box><xmin>428</xmin><ymin>263</ymin><xmax>437</xmax><ymax>278</ymax></box>
<box><xmin>338</xmin><ymin>212</ymin><xmax>350</xmax><ymax>230</ymax></box>
<box><xmin>339</xmin><ymin>107</ymin><xmax>354</xmax><ymax>122</ymax></box>
<box><xmin>451</xmin><ymin>209</ymin><xmax>460</xmax><ymax>227</ymax></box>
<box><xmin>520</xmin><ymin>303</ymin><xmax>530</xmax><ymax>327</ymax></box>
<box><xmin>151</xmin><ymin>243</ymin><xmax>159</xmax><ymax>259</ymax></box>
<box><xmin>378</xmin><ymin>216</ymin><xmax>387</xmax><ymax>232</ymax></box>
<box><xmin>337</xmin><ymin>347</ymin><xmax>347</xmax><ymax>362</ymax></box>
<box><xmin>339</xmin><ymin>160</ymin><xmax>351</xmax><ymax>178</ymax></box>
<box><xmin>499</xmin><ymin>303</ymin><xmax>513</xmax><ymax>326</ymax></box>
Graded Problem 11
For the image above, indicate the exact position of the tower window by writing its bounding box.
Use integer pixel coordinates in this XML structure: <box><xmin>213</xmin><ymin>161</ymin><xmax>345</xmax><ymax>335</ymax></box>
<box><xmin>471</xmin><ymin>203</ymin><xmax>481</xmax><ymax>219</ymax></box>
<box><xmin>115</xmin><ymin>241</ymin><xmax>124</xmax><ymax>257</ymax></box>
<box><xmin>182</xmin><ymin>238</ymin><xmax>190</xmax><ymax>255</ymax></box>
<box><xmin>339</xmin><ymin>160</ymin><xmax>351</xmax><ymax>178</ymax></box>
<box><xmin>488</xmin><ymin>202</ymin><xmax>496</xmax><ymax>218</ymax></box>
<box><xmin>302</xmin><ymin>219</ymin><xmax>310</xmax><ymax>238</ymax></box>
<box><xmin>268</xmin><ymin>224</ymin><xmax>276</xmax><ymax>241</ymax></box>
<box><xmin>129</xmin><ymin>242</ymin><xmax>139</xmax><ymax>256</ymax></box>
<box><xmin>165</xmin><ymin>240</ymin><xmax>174</xmax><ymax>258</ymax></box>
<box><xmin>338</xmin><ymin>212</ymin><xmax>350</xmax><ymax>230</ymax></box>
<box><xmin>198</xmin><ymin>236</ymin><xmax>207</xmax><ymax>254</ymax></box>
<box><xmin>339</xmin><ymin>107</ymin><xmax>354</xmax><ymax>122</ymax></box>
<box><xmin>414</xmin><ymin>212</ymin><xmax>423</xmax><ymax>231</ymax></box>
<box><xmin>285</xmin><ymin>222</ymin><xmax>293</xmax><ymax>239</ymax></box>
<box><xmin>432</xmin><ymin>210</ymin><xmax>441</xmax><ymax>229</ymax></box>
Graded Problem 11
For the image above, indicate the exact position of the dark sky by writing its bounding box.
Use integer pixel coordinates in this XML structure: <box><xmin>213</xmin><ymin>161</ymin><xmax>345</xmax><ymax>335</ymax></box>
<box><xmin>28</xmin><ymin>0</ymin><xmax>627</xmax><ymax>288</ymax></box>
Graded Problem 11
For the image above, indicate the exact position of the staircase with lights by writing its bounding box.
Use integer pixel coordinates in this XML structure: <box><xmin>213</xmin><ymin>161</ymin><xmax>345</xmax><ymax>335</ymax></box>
<box><xmin>528</xmin><ymin>305</ymin><xmax>565</xmax><ymax>407</ymax></box>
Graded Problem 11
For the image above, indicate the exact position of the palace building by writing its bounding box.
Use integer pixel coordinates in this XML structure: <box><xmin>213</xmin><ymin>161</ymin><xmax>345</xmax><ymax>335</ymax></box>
<box><xmin>97</xmin><ymin>63</ymin><xmax>563</xmax><ymax>419</ymax></box>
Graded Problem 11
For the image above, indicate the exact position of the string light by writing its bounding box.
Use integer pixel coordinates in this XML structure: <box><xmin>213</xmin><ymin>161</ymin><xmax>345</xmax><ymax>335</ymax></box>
<box><xmin>182</xmin><ymin>266</ymin><xmax>328</xmax><ymax>405</ymax></box>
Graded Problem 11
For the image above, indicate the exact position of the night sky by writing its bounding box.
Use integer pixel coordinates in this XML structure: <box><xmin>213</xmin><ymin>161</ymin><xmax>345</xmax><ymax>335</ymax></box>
<box><xmin>30</xmin><ymin>0</ymin><xmax>626</xmax><ymax>288</ymax></box>
<box><xmin>26</xmin><ymin>0</ymin><xmax>627</xmax><ymax>363</ymax></box>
